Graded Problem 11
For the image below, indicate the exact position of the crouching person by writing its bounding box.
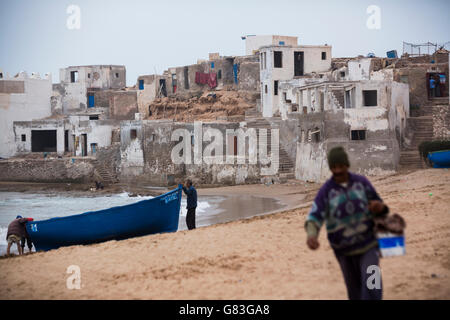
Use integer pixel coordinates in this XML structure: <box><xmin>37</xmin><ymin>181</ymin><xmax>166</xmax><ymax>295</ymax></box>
<box><xmin>305</xmin><ymin>147</ymin><xmax>389</xmax><ymax>300</ymax></box>
<box><xmin>6</xmin><ymin>215</ymin><xmax>34</xmax><ymax>256</ymax></box>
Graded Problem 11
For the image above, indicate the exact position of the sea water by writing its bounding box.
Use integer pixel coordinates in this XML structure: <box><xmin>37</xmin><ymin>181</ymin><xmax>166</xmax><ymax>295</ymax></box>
<box><xmin>0</xmin><ymin>192</ymin><xmax>212</xmax><ymax>256</ymax></box>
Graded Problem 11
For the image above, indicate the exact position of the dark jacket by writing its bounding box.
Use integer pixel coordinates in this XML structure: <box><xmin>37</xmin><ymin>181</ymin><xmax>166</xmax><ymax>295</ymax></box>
<box><xmin>305</xmin><ymin>172</ymin><xmax>388</xmax><ymax>256</ymax></box>
<box><xmin>7</xmin><ymin>218</ymin><xmax>32</xmax><ymax>239</ymax></box>
<box><xmin>182</xmin><ymin>185</ymin><xmax>197</xmax><ymax>209</ymax></box>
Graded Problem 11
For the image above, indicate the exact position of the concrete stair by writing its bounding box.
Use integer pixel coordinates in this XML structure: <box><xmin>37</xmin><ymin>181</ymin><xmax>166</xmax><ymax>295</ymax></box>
<box><xmin>430</xmin><ymin>97</ymin><xmax>449</xmax><ymax>106</ymax></box>
<box><xmin>330</xmin><ymin>90</ymin><xmax>344</xmax><ymax>109</ymax></box>
<box><xmin>245</xmin><ymin>107</ymin><xmax>262</xmax><ymax>120</ymax></box>
<box><xmin>410</xmin><ymin>98</ymin><xmax>448</xmax><ymax>117</ymax></box>
<box><xmin>246</xmin><ymin>118</ymin><xmax>295</xmax><ymax>181</ymax></box>
<box><xmin>92</xmin><ymin>159</ymin><xmax>118</xmax><ymax>185</ymax></box>
<box><xmin>410</xmin><ymin>106</ymin><xmax>433</xmax><ymax>117</ymax></box>
<box><xmin>406</xmin><ymin>116</ymin><xmax>434</xmax><ymax>148</ymax></box>
<box><xmin>332</xmin><ymin>90</ymin><xmax>345</xmax><ymax>108</ymax></box>
<box><xmin>399</xmin><ymin>150</ymin><xmax>424</xmax><ymax>170</ymax></box>
<box><xmin>400</xmin><ymin>115</ymin><xmax>434</xmax><ymax>170</ymax></box>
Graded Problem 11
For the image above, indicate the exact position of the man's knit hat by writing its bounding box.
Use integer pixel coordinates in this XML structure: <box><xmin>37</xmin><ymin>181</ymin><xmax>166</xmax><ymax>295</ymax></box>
<box><xmin>328</xmin><ymin>146</ymin><xmax>350</xmax><ymax>168</ymax></box>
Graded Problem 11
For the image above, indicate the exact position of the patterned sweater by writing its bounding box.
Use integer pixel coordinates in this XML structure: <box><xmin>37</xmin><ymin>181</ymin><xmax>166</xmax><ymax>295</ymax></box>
<box><xmin>305</xmin><ymin>172</ymin><xmax>388</xmax><ymax>256</ymax></box>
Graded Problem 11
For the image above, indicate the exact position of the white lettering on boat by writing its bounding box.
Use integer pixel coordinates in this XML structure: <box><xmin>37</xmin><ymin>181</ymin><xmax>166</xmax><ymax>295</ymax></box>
<box><xmin>163</xmin><ymin>193</ymin><xmax>178</xmax><ymax>204</ymax></box>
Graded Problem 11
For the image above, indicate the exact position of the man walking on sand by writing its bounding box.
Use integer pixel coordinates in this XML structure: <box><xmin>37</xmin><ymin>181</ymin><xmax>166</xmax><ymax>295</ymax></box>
<box><xmin>305</xmin><ymin>147</ymin><xmax>389</xmax><ymax>300</ymax></box>
<box><xmin>182</xmin><ymin>179</ymin><xmax>197</xmax><ymax>230</ymax></box>
<box><xmin>6</xmin><ymin>215</ymin><xmax>34</xmax><ymax>256</ymax></box>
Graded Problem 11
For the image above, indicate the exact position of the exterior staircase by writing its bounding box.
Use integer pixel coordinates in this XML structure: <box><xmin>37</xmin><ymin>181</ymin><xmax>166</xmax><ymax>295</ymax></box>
<box><xmin>430</xmin><ymin>97</ymin><xmax>449</xmax><ymax>106</ymax></box>
<box><xmin>399</xmin><ymin>150</ymin><xmax>425</xmax><ymax>170</ymax></box>
<box><xmin>399</xmin><ymin>105</ymin><xmax>435</xmax><ymax>170</ymax></box>
<box><xmin>245</xmin><ymin>107</ymin><xmax>262</xmax><ymax>120</ymax></box>
<box><xmin>331</xmin><ymin>90</ymin><xmax>345</xmax><ymax>109</ymax></box>
<box><xmin>246</xmin><ymin>118</ymin><xmax>295</xmax><ymax>181</ymax></box>
<box><xmin>92</xmin><ymin>159</ymin><xmax>118</xmax><ymax>185</ymax></box>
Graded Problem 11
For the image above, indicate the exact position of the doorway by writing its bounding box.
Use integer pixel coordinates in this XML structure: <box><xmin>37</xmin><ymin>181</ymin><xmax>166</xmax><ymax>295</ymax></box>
<box><xmin>31</xmin><ymin>130</ymin><xmax>57</xmax><ymax>152</ymax></box>
<box><xmin>81</xmin><ymin>134</ymin><xmax>87</xmax><ymax>157</ymax></box>
<box><xmin>172</xmin><ymin>74</ymin><xmax>177</xmax><ymax>93</ymax></box>
<box><xmin>159</xmin><ymin>79</ymin><xmax>167</xmax><ymax>97</ymax></box>
<box><xmin>184</xmin><ymin>67</ymin><xmax>189</xmax><ymax>89</ymax></box>
<box><xmin>72</xmin><ymin>135</ymin><xmax>76</xmax><ymax>156</ymax></box>
<box><xmin>427</xmin><ymin>72</ymin><xmax>447</xmax><ymax>99</ymax></box>
<box><xmin>294</xmin><ymin>51</ymin><xmax>304</xmax><ymax>76</ymax></box>
<box><xmin>64</xmin><ymin>130</ymin><xmax>69</xmax><ymax>152</ymax></box>
<box><xmin>91</xmin><ymin>143</ymin><xmax>98</xmax><ymax>155</ymax></box>
<box><xmin>88</xmin><ymin>93</ymin><xmax>95</xmax><ymax>108</ymax></box>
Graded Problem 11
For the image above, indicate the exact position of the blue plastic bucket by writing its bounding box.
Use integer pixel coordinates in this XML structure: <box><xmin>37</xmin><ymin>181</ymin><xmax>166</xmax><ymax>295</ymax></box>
<box><xmin>377</xmin><ymin>232</ymin><xmax>405</xmax><ymax>257</ymax></box>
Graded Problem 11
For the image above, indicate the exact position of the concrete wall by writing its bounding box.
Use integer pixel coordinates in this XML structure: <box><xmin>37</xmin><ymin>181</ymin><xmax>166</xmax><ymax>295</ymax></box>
<box><xmin>0</xmin><ymin>72</ymin><xmax>52</xmax><ymax>158</ymax></box>
<box><xmin>136</xmin><ymin>75</ymin><xmax>165</xmax><ymax>117</ymax></box>
<box><xmin>235</xmin><ymin>55</ymin><xmax>260</xmax><ymax>92</ymax></box>
<box><xmin>348</xmin><ymin>58</ymin><xmax>373</xmax><ymax>81</ymax></box>
<box><xmin>0</xmin><ymin>158</ymin><xmax>95</xmax><ymax>183</ymax></box>
<box><xmin>59</xmin><ymin>80</ymin><xmax>87</xmax><ymax>113</ymax></box>
<box><xmin>89</xmin><ymin>89</ymin><xmax>114</xmax><ymax>109</ymax></box>
<box><xmin>245</xmin><ymin>35</ymin><xmax>298</xmax><ymax>55</ymax></box>
<box><xmin>0</xmin><ymin>80</ymin><xmax>25</xmax><ymax>93</ymax></box>
<box><xmin>109</xmin><ymin>91</ymin><xmax>138</xmax><ymax>120</ymax></box>
<box><xmin>60</xmin><ymin>65</ymin><xmax>126</xmax><ymax>90</ymax></box>
<box><xmin>119</xmin><ymin>120</ymin><xmax>280</xmax><ymax>186</ymax></box>
<box><xmin>393</xmin><ymin>63</ymin><xmax>449</xmax><ymax>108</ymax></box>
<box><xmin>293</xmin><ymin>108</ymin><xmax>400</xmax><ymax>182</ymax></box>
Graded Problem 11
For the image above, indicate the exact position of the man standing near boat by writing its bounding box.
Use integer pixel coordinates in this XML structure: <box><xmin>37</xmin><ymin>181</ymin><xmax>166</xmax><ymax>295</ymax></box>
<box><xmin>304</xmin><ymin>146</ymin><xmax>389</xmax><ymax>300</ymax></box>
<box><xmin>182</xmin><ymin>179</ymin><xmax>197</xmax><ymax>230</ymax></box>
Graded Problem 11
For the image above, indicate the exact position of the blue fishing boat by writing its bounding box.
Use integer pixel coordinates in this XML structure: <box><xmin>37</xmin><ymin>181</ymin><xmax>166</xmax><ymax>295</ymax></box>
<box><xmin>26</xmin><ymin>185</ymin><xmax>182</xmax><ymax>251</ymax></box>
<box><xmin>427</xmin><ymin>150</ymin><xmax>450</xmax><ymax>168</ymax></box>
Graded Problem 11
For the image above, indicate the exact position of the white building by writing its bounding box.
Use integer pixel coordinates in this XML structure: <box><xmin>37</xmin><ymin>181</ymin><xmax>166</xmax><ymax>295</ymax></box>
<box><xmin>136</xmin><ymin>74</ymin><xmax>167</xmax><ymax>117</ymax></box>
<box><xmin>13</xmin><ymin>115</ymin><xmax>120</xmax><ymax>157</ymax></box>
<box><xmin>277</xmin><ymin>77</ymin><xmax>410</xmax><ymax>182</ymax></box>
<box><xmin>54</xmin><ymin>65</ymin><xmax>126</xmax><ymax>114</ymax></box>
<box><xmin>259</xmin><ymin>44</ymin><xmax>332</xmax><ymax>117</ymax></box>
<box><xmin>279</xmin><ymin>79</ymin><xmax>409</xmax><ymax>121</ymax></box>
<box><xmin>0</xmin><ymin>71</ymin><xmax>52</xmax><ymax>158</ymax></box>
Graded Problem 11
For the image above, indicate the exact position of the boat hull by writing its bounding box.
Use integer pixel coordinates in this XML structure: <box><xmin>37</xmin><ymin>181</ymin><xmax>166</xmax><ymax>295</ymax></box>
<box><xmin>26</xmin><ymin>185</ymin><xmax>182</xmax><ymax>251</ymax></box>
<box><xmin>428</xmin><ymin>150</ymin><xmax>450</xmax><ymax>168</ymax></box>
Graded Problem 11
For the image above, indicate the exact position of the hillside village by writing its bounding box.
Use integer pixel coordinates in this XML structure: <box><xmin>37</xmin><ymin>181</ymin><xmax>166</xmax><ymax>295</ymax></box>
<box><xmin>0</xmin><ymin>35</ymin><xmax>449</xmax><ymax>187</ymax></box>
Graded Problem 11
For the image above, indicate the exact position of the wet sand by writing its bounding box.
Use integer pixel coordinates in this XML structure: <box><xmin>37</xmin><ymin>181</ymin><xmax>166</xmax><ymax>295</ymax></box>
<box><xmin>0</xmin><ymin>169</ymin><xmax>449</xmax><ymax>299</ymax></box>
<box><xmin>178</xmin><ymin>194</ymin><xmax>285</xmax><ymax>230</ymax></box>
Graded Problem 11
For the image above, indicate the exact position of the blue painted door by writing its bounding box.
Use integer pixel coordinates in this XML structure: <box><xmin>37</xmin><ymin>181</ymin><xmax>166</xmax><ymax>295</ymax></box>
<box><xmin>88</xmin><ymin>95</ymin><xmax>95</xmax><ymax>108</ymax></box>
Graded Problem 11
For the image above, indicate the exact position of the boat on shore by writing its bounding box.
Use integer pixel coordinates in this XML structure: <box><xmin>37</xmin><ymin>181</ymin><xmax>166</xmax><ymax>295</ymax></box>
<box><xmin>26</xmin><ymin>185</ymin><xmax>182</xmax><ymax>251</ymax></box>
<box><xmin>428</xmin><ymin>150</ymin><xmax>450</xmax><ymax>168</ymax></box>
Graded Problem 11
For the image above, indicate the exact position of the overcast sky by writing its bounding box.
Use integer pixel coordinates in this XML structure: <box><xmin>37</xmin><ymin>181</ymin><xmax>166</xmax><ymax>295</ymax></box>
<box><xmin>1</xmin><ymin>0</ymin><xmax>449</xmax><ymax>86</ymax></box>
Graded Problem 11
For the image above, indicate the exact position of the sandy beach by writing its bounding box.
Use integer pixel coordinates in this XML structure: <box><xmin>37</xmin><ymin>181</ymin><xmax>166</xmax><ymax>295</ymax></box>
<box><xmin>0</xmin><ymin>169</ymin><xmax>449</xmax><ymax>299</ymax></box>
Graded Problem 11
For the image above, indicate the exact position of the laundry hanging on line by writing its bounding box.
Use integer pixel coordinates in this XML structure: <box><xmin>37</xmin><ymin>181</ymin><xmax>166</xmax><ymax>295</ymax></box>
<box><xmin>195</xmin><ymin>72</ymin><xmax>217</xmax><ymax>89</ymax></box>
